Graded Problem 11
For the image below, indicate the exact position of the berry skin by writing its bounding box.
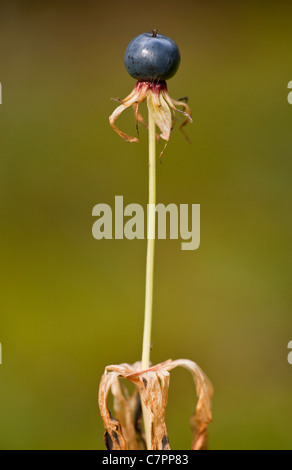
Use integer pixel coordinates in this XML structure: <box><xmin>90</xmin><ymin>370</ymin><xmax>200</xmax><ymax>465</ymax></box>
<box><xmin>124</xmin><ymin>32</ymin><xmax>181</xmax><ymax>82</ymax></box>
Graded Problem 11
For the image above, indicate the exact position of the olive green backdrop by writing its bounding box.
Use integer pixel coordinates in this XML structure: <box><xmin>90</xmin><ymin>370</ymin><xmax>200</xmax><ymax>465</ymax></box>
<box><xmin>0</xmin><ymin>0</ymin><xmax>292</xmax><ymax>450</ymax></box>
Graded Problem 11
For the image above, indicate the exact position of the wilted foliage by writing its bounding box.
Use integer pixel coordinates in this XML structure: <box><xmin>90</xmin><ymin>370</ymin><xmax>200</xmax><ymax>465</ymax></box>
<box><xmin>99</xmin><ymin>359</ymin><xmax>213</xmax><ymax>450</ymax></box>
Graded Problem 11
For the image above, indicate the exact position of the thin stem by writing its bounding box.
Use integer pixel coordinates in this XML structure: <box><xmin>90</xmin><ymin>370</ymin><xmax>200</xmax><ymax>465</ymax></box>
<box><xmin>142</xmin><ymin>111</ymin><xmax>156</xmax><ymax>369</ymax></box>
<box><xmin>141</xmin><ymin>110</ymin><xmax>156</xmax><ymax>449</ymax></box>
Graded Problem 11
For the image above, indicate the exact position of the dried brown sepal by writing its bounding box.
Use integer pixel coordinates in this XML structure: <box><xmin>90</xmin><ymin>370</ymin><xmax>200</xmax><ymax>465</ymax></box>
<box><xmin>98</xmin><ymin>359</ymin><xmax>213</xmax><ymax>450</ymax></box>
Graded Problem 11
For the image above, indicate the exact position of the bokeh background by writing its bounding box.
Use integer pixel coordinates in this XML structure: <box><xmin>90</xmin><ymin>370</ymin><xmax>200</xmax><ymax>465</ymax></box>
<box><xmin>0</xmin><ymin>0</ymin><xmax>292</xmax><ymax>450</ymax></box>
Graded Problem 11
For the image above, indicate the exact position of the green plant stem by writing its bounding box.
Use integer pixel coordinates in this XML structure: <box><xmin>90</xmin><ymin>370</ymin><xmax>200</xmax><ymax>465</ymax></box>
<box><xmin>141</xmin><ymin>110</ymin><xmax>156</xmax><ymax>449</ymax></box>
<box><xmin>142</xmin><ymin>111</ymin><xmax>156</xmax><ymax>369</ymax></box>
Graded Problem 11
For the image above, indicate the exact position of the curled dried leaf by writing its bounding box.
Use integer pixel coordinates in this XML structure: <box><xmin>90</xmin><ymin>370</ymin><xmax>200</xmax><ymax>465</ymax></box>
<box><xmin>127</xmin><ymin>369</ymin><xmax>171</xmax><ymax>450</ymax></box>
<box><xmin>99</xmin><ymin>370</ymin><xmax>128</xmax><ymax>450</ymax></box>
<box><xmin>98</xmin><ymin>358</ymin><xmax>213</xmax><ymax>450</ymax></box>
<box><xmin>164</xmin><ymin>359</ymin><xmax>213</xmax><ymax>450</ymax></box>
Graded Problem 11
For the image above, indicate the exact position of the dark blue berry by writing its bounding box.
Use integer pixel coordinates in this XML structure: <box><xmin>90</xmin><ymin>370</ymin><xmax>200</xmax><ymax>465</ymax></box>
<box><xmin>124</xmin><ymin>32</ymin><xmax>181</xmax><ymax>82</ymax></box>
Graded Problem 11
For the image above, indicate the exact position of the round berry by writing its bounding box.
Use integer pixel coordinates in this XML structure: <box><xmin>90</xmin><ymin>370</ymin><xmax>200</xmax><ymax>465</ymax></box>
<box><xmin>124</xmin><ymin>32</ymin><xmax>181</xmax><ymax>82</ymax></box>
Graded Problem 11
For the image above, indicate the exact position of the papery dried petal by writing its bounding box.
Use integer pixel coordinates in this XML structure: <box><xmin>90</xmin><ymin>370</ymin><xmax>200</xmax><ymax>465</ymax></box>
<box><xmin>147</xmin><ymin>91</ymin><xmax>172</xmax><ymax>142</ymax></box>
<box><xmin>109</xmin><ymin>83</ymin><xmax>149</xmax><ymax>143</ymax></box>
<box><xmin>133</xmin><ymin>105</ymin><xmax>161</xmax><ymax>142</ymax></box>
<box><xmin>109</xmin><ymin>80</ymin><xmax>193</xmax><ymax>149</ymax></box>
<box><xmin>162</xmin><ymin>91</ymin><xmax>192</xmax><ymax>142</ymax></box>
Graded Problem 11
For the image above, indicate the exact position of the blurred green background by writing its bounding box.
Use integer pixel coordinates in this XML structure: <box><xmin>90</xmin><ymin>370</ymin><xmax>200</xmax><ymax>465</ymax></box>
<box><xmin>1</xmin><ymin>0</ymin><xmax>292</xmax><ymax>450</ymax></box>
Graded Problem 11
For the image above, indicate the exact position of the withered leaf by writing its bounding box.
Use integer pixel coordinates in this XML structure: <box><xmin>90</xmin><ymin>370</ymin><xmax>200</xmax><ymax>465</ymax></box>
<box><xmin>98</xmin><ymin>359</ymin><xmax>213</xmax><ymax>450</ymax></box>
